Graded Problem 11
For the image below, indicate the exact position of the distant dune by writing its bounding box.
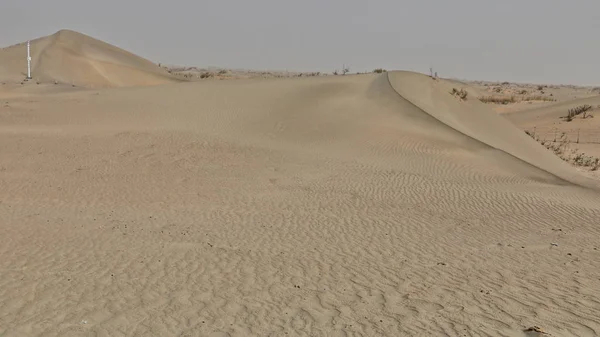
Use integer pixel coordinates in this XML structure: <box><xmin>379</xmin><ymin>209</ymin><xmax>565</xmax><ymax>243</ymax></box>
<box><xmin>0</xmin><ymin>30</ymin><xmax>179</xmax><ymax>88</ymax></box>
<box><xmin>1</xmin><ymin>35</ymin><xmax>600</xmax><ymax>336</ymax></box>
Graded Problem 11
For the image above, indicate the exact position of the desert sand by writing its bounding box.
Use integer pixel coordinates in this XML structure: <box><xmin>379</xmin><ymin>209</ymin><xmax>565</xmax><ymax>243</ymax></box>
<box><xmin>1</xmin><ymin>31</ymin><xmax>600</xmax><ymax>337</ymax></box>
<box><xmin>0</xmin><ymin>30</ymin><xmax>178</xmax><ymax>88</ymax></box>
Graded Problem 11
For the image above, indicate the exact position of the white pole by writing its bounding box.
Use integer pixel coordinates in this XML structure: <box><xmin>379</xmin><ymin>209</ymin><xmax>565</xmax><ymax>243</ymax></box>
<box><xmin>27</xmin><ymin>41</ymin><xmax>32</xmax><ymax>79</ymax></box>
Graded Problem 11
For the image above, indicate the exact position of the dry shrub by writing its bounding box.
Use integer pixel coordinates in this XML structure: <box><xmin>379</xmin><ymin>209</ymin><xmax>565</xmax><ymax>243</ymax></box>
<box><xmin>450</xmin><ymin>88</ymin><xmax>468</xmax><ymax>100</ymax></box>
<box><xmin>562</xmin><ymin>104</ymin><xmax>593</xmax><ymax>121</ymax></box>
<box><xmin>373</xmin><ymin>68</ymin><xmax>387</xmax><ymax>73</ymax></box>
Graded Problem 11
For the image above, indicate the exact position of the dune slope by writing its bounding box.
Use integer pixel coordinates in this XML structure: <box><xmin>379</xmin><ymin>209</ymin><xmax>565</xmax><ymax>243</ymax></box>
<box><xmin>387</xmin><ymin>71</ymin><xmax>599</xmax><ymax>188</ymax></box>
<box><xmin>1</xmin><ymin>72</ymin><xmax>599</xmax><ymax>337</ymax></box>
<box><xmin>0</xmin><ymin>30</ymin><xmax>178</xmax><ymax>87</ymax></box>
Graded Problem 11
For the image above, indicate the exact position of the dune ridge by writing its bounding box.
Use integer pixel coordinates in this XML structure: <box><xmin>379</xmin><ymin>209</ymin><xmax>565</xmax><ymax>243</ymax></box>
<box><xmin>0</xmin><ymin>30</ymin><xmax>179</xmax><ymax>88</ymax></box>
<box><xmin>1</xmin><ymin>62</ymin><xmax>600</xmax><ymax>337</ymax></box>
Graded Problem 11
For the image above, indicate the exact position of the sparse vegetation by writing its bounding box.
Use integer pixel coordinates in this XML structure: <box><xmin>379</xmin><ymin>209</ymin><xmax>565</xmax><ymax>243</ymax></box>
<box><xmin>373</xmin><ymin>68</ymin><xmax>386</xmax><ymax>74</ymax></box>
<box><xmin>450</xmin><ymin>88</ymin><xmax>468</xmax><ymax>100</ymax></box>
<box><xmin>295</xmin><ymin>72</ymin><xmax>321</xmax><ymax>77</ymax></box>
<box><xmin>521</xmin><ymin>95</ymin><xmax>555</xmax><ymax>102</ymax></box>
<box><xmin>525</xmin><ymin>129</ymin><xmax>600</xmax><ymax>170</ymax></box>
<box><xmin>478</xmin><ymin>95</ymin><xmax>555</xmax><ymax>104</ymax></box>
<box><xmin>562</xmin><ymin>104</ymin><xmax>593</xmax><ymax>121</ymax></box>
<box><xmin>478</xmin><ymin>96</ymin><xmax>516</xmax><ymax>104</ymax></box>
<box><xmin>572</xmin><ymin>152</ymin><xmax>600</xmax><ymax>169</ymax></box>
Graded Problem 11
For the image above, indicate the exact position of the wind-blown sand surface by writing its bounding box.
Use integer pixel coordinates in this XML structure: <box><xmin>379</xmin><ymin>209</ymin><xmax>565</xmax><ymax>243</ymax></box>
<box><xmin>2</xmin><ymin>34</ymin><xmax>600</xmax><ymax>337</ymax></box>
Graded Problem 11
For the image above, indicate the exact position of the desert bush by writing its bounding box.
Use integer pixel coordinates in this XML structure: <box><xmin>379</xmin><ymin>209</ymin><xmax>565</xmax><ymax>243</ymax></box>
<box><xmin>450</xmin><ymin>88</ymin><xmax>468</xmax><ymax>100</ymax></box>
<box><xmin>200</xmin><ymin>72</ymin><xmax>214</xmax><ymax>79</ymax></box>
<box><xmin>373</xmin><ymin>68</ymin><xmax>386</xmax><ymax>73</ymax></box>
<box><xmin>572</xmin><ymin>153</ymin><xmax>600</xmax><ymax>170</ymax></box>
<box><xmin>563</xmin><ymin>104</ymin><xmax>593</xmax><ymax>121</ymax></box>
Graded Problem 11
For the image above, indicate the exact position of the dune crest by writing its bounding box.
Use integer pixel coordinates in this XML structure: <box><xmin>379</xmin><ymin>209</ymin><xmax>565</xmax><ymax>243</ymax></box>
<box><xmin>0</xmin><ymin>30</ymin><xmax>178</xmax><ymax>88</ymax></box>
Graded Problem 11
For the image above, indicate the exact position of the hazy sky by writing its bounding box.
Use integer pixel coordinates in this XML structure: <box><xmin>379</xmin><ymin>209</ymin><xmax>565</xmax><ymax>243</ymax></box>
<box><xmin>2</xmin><ymin>0</ymin><xmax>600</xmax><ymax>85</ymax></box>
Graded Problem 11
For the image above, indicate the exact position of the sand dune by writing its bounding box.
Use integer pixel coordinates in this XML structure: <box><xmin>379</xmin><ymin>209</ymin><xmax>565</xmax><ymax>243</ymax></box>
<box><xmin>388</xmin><ymin>71</ymin><xmax>599</xmax><ymax>188</ymax></box>
<box><xmin>1</xmin><ymin>68</ymin><xmax>600</xmax><ymax>337</ymax></box>
<box><xmin>0</xmin><ymin>30</ymin><xmax>179</xmax><ymax>88</ymax></box>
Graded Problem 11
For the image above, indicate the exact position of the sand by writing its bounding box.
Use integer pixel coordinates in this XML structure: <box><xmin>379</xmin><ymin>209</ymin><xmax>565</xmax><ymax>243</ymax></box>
<box><xmin>1</xmin><ymin>33</ymin><xmax>600</xmax><ymax>337</ymax></box>
<box><xmin>0</xmin><ymin>30</ymin><xmax>178</xmax><ymax>88</ymax></box>
<box><xmin>465</xmin><ymin>80</ymin><xmax>598</xmax><ymax>115</ymax></box>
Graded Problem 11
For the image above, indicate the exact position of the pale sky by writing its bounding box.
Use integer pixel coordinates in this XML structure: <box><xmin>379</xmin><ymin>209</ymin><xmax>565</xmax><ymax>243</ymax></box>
<box><xmin>2</xmin><ymin>0</ymin><xmax>600</xmax><ymax>85</ymax></box>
